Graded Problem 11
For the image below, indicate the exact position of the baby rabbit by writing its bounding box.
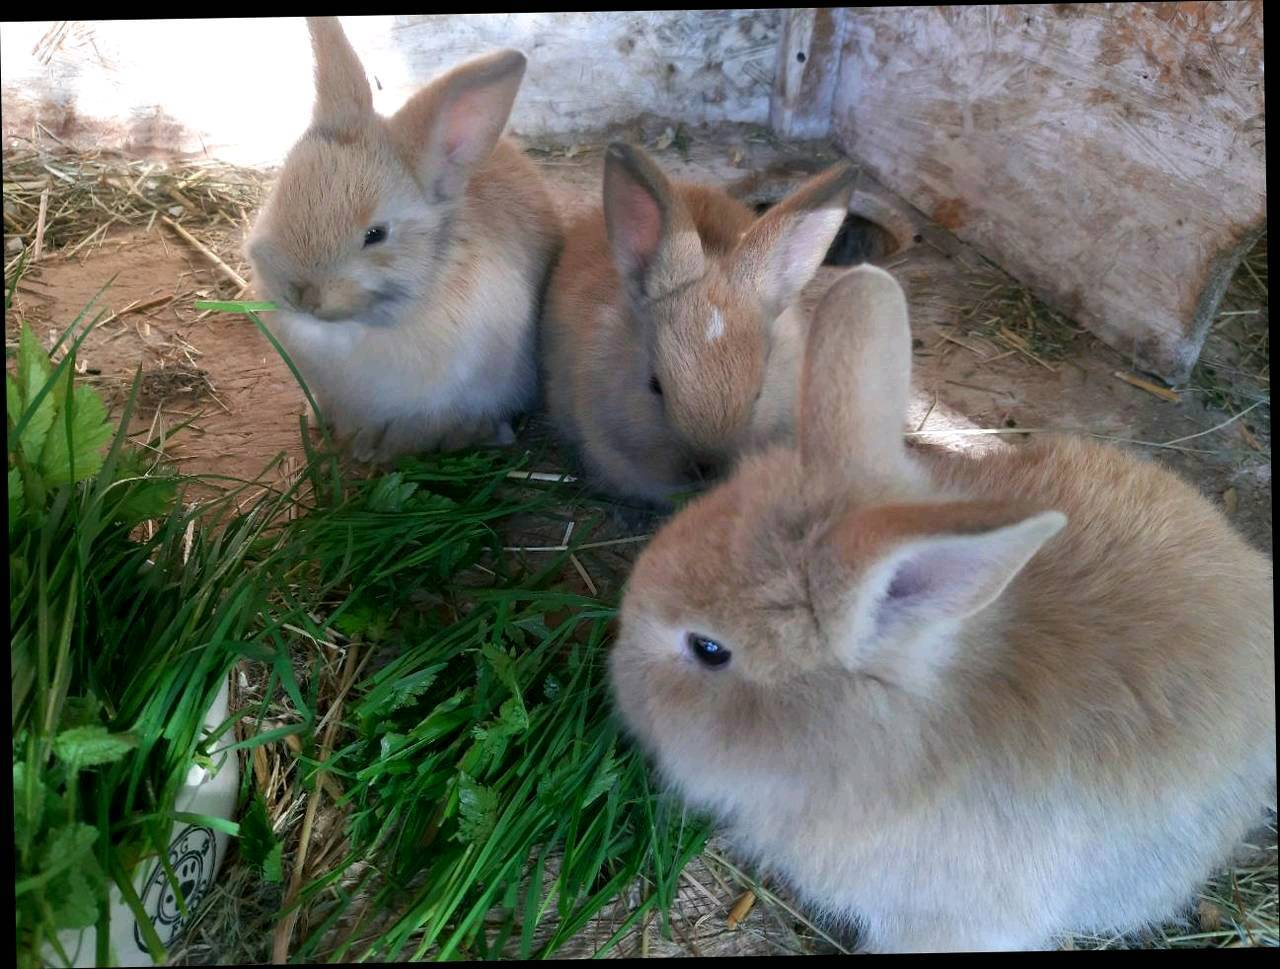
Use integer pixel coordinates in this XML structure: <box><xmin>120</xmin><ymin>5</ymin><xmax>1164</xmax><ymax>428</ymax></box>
<box><xmin>246</xmin><ymin>17</ymin><xmax>561</xmax><ymax>462</ymax></box>
<box><xmin>542</xmin><ymin>142</ymin><xmax>856</xmax><ymax>504</ymax></box>
<box><xmin>611</xmin><ymin>265</ymin><xmax>1275</xmax><ymax>952</ymax></box>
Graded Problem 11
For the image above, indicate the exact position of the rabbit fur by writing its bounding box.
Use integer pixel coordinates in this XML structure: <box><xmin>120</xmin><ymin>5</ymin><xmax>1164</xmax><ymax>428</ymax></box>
<box><xmin>246</xmin><ymin>17</ymin><xmax>561</xmax><ymax>462</ymax></box>
<box><xmin>542</xmin><ymin>142</ymin><xmax>856</xmax><ymax>504</ymax></box>
<box><xmin>610</xmin><ymin>264</ymin><xmax>1276</xmax><ymax>952</ymax></box>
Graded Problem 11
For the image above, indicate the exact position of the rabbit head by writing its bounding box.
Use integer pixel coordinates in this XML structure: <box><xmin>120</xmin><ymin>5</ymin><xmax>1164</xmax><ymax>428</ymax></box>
<box><xmin>601</xmin><ymin>143</ymin><xmax>856</xmax><ymax>471</ymax></box>
<box><xmin>613</xmin><ymin>266</ymin><xmax>1274</xmax><ymax>952</ymax></box>
<box><xmin>611</xmin><ymin>265</ymin><xmax>1065</xmax><ymax>799</ymax></box>
<box><xmin>246</xmin><ymin>17</ymin><xmax>529</xmax><ymax>326</ymax></box>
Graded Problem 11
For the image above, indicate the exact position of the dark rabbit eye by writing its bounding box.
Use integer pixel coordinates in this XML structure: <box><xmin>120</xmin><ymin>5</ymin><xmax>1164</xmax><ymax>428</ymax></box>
<box><xmin>363</xmin><ymin>224</ymin><xmax>388</xmax><ymax>247</ymax></box>
<box><xmin>649</xmin><ymin>374</ymin><xmax>663</xmax><ymax>396</ymax></box>
<box><xmin>687</xmin><ymin>633</ymin><xmax>731</xmax><ymax>668</ymax></box>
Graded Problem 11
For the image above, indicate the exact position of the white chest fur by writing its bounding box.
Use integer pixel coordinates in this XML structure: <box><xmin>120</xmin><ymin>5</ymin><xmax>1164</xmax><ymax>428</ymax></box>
<box><xmin>267</xmin><ymin>262</ymin><xmax>536</xmax><ymax>437</ymax></box>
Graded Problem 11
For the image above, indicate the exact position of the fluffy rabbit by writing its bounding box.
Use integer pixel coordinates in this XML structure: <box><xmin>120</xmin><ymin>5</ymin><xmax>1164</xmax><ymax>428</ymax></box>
<box><xmin>246</xmin><ymin>17</ymin><xmax>561</xmax><ymax>462</ymax></box>
<box><xmin>611</xmin><ymin>264</ymin><xmax>1276</xmax><ymax>952</ymax></box>
<box><xmin>542</xmin><ymin>142</ymin><xmax>856</xmax><ymax>504</ymax></box>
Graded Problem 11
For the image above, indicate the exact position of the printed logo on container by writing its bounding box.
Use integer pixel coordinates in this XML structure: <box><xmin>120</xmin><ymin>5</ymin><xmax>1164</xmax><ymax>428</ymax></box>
<box><xmin>134</xmin><ymin>826</ymin><xmax>217</xmax><ymax>950</ymax></box>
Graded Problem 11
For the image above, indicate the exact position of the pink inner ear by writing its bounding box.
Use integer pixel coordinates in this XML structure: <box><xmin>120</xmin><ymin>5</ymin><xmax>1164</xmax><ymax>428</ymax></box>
<box><xmin>441</xmin><ymin>87</ymin><xmax>501</xmax><ymax>164</ymax></box>
<box><xmin>887</xmin><ymin>545</ymin><xmax>984</xmax><ymax>614</ymax></box>
<box><xmin>614</xmin><ymin>181</ymin><xmax>662</xmax><ymax>270</ymax></box>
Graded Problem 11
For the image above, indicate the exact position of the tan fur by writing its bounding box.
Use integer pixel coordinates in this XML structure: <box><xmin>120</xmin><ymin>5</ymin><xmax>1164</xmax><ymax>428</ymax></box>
<box><xmin>542</xmin><ymin>144</ymin><xmax>855</xmax><ymax>504</ymax></box>
<box><xmin>611</xmin><ymin>264</ymin><xmax>1276</xmax><ymax>951</ymax></box>
<box><xmin>246</xmin><ymin>19</ymin><xmax>561</xmax><ymax>462</ymax></box>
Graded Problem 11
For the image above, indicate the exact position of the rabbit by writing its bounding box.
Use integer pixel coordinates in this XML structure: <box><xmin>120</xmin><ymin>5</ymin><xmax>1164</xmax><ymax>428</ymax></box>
<box><xmin>245</xmin><ymin>17</ymin><xmax>562</xmax><ymax>463</ymax></box>
<box><xmin>541</xmin><ymin>142</ymin><xmax>856</xmax><ymax>505</ymax></box>
<box><xmin>610</xmin><ymin>264</ymin><xmax>1276</xmax><ymax>952</ymax></box>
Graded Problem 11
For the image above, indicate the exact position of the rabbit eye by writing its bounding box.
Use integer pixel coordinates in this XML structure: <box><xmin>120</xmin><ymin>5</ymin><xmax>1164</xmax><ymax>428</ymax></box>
<box><xmin>649</xmin><ymin>374</ymin><xmax>663</xmax><ymax>396</ymax></box>
<box><xmin>363</xmin><ymin>224</ymin><xmax>389</xmax><ymax>247</ymax></box>
<box><xmin>687</xmin><ymin>633</ymin><xmax>731</xmax><ymax>669</ymax></box>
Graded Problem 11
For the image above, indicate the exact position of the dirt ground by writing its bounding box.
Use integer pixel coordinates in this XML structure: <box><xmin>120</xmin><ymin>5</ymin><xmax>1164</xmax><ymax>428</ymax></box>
<box><xmin>4</xmin><ymin>120</ymin><xmax>1272</xmax><ymax>957</ymax></box>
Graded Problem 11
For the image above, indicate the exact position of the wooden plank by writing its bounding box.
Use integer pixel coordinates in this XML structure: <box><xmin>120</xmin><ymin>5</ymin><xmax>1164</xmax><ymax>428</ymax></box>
<box><xmin>770</xmin><ymin>8</ymin><xmax>849</xmax><ymax>139</ymax></box>
<box><xmin>830</xmin><ymin>2</ymin><xmax>1265</xmax><ymax>383</ymax></box>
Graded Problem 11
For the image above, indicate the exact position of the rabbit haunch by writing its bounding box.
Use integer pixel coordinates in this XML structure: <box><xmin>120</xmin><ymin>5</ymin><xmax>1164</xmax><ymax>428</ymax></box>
<box><xmin>246</xmin><ymin>18</ymin><xmax>560</xmax><ymax>461</ymax></box>
<box><xmin>611</xmin><ymin>265</ymin><xmax>1275</xmax><ymax>952</ymax></box>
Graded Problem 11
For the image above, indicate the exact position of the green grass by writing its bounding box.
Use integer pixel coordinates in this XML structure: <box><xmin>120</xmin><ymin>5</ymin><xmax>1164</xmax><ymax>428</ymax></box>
<box><xmin>9</xmin><ymin>293</ymin><xmax>320</xmax><ymax>966</ymax></box>
<box><xmin>268</xmin><ymin>453</ymin><xmax>710</xmax><ymax>960</ymax></box>
<box><xmin>217</xmin><ymin>414</ymin><xmax>709</xmax><ymax>960</ymax></box>
<box><xmin>11</xmin><ymin>293</ymin><xmax>710</xmax><ymax>966</ymax></box>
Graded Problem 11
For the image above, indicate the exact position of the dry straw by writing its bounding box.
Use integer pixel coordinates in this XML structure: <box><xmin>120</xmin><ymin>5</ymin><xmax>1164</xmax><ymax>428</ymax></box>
<box><xmin>3</xmin><ymin>147</ymin><xmax>267</xmax><ymax>274</ymax></box>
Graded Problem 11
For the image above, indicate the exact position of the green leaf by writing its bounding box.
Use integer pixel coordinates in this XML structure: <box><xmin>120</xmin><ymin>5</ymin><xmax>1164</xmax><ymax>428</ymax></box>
<box><xmin>536</xmin><ymin>758</ymin><xmax>577</xmax><ymax>809</ymax></box>
<box><xmin>264</xmin><ymin>842</ymin><xmax>284</xmax><ymax>883</ymax></box>
<box><xmin>59</xmin><ymin>694</ymin><xmax>103</xmax><ymax>730</ymax></box>
<box><xmin>17</xmin><ymin>822</ymin><xmax>98</xmax><ymax>896</ymax></box>
<box><xmin>470</xmin><ymin>696</ymin><xmax>530</xmax><ymax>769</ymax></box>
<box><xmin>39</xmin><ymin>381</ymin><xmax>113</xmax><ymax>486</ymax></box>
<box><xmin>16</xmin><ymin>323</ymin><xmax>56</xmax><ymax>462</ymax></box>
<box><xmin>379</xmin><ymin>732</ymin><xmax>407</xmax><ymax>759</ymax></box>
<box><xmin>385</xmin><ymin>662</ymin><xmax>448</xmax><ymax>713</ymax></box>
<box><xmin>480</xmin><ymin>642</ymin><xmax>524</xmax><ymax>710</ymax></box>
<box><xmin>454</xmin><ymin>773</ymin><xmax>499</xmax><ymax>844</ymax></box>
<box><xmin>238</xmin><ymin>792</ymin><xmax>283</xmax><ymax>883</ymax></box>
<box><xmin>192</xmin><ymin>300</ymin><xmax>278</xmax><ymax>313</ymax></box>
<box><xmin>583</xmin><ymin>747</ymin><xmax>620</xmax><ymax>807</ymax></box>
<box><xmin>6</xmin><ymin>371</ymin><xmax>21</xmax><ymax>423</ymax></box>
<box><xmin>366</xmin><ymin>472</ymin><xmax>418</xmax><ymax>513</ymax></box>
<box><xmin>48</xmin><ymin>863</ymin><xmax>100</xmax><ymax>930</ymax></box>
<box><xmin>12</xmin><ymin>762</ymin><xmax>57</xmax><ymax>852</ymax></box>
<box><xmin>53</xmin><ymin>725</ymin><xmax>139</xmax><ymax>771</ymax></box>
<box><xmin>5</xmin><ymin>248</ymin><xmax>27</xmax><ymax>311</ymax></box>
<box><xmin>8</xmin><ymin>466</ymin><xmax>23</xmax><ymax>524</ymax></box>
<box><xmin>108</xmin><ymin>450</ymin><xmax>178</xmax><ymax>524</ymax></box>
<box><xmin>332</xmin><ymin>599</ymin><xmax>389</xmax><ymax>641</ymax></box>
<box><xmin>171</xmin><ymin>812</ymin><xmax>240</xmax><ymax>836</ymax></box>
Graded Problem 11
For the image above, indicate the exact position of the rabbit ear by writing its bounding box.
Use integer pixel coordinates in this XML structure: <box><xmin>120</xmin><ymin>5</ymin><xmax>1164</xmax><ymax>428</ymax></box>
<box><xmin>307</xmin><ymin>17</ymin><xmax>373</xmax><ymax>134</ymax></box>
<box><xmin>390</xmin><ymin>49</ymin><xmax>527</xmax><ymax>202</ymax></box>
<box><xmin>819</xmin><ymin>501</ymin><xmax>1067</xmax><ymax>671</ymax></box>
<box><xmin>798</xmin><ymin>265</ymin><xmax>916</xmax><ymax>490</ymax></box>
<box><xmin>731</xmin><ymin>162</ymin><xmax>856</xmax><ymax>320</ymax></box>
<box><xmin>602</xmin><ymin>142</ymin><xmax>706</xmax><ymax>302</ymax></box>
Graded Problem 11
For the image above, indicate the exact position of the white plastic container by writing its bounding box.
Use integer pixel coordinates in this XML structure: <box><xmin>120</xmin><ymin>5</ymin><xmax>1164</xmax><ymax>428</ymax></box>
<box><xmin>46</xmin><ymin>676</ymin><xmax>238</xmax><ymax>967</ymax></box>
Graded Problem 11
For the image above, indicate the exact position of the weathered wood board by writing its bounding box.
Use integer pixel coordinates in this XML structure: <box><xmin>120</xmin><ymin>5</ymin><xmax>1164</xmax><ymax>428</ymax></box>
<box><xmin>830</xmin><ymin>3</ymin><xmax>1265</xmax><ymax>383</ymax></box>
<box><xmin>0</xmin><ymin>14</ymin><xmax>781</xmax><ymax>166</ymax></box>
<box><xmin>770</xmin><ymin>8</ymin><xmax>848</xmax><ymax>139</ymax></box>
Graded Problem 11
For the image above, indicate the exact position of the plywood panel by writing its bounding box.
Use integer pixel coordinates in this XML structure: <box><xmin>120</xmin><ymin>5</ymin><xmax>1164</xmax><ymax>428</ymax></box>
<box><xmin>831</xmin><ymin>3</ymin><xmax>1265</xmax><ymax>382</ymax></box>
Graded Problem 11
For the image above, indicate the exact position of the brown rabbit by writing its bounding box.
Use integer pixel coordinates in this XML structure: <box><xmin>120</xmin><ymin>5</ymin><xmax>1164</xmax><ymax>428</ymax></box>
<box><xmin>246</xmin><ymin>17</ymin><xmax>561</xmax><ymax>462</ymax></box>
<box><xmin>542</xmin><ymin>143</ymin><xmax>856</xmax><ymax>504</ymax></box>
<box><xmin>611</xmin><ymin>264</ymin><xmax>1276</xmax><ymax>951</ymax></box>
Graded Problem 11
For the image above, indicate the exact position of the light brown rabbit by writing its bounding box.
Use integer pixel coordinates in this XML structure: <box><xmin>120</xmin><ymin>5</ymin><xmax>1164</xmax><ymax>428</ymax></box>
<box><xmin>611</xmin><ymin>264</ymin><xmax>1276</xmax><ymax>952</ymax></box>
<box><xmin>542</xmin><ymin>143</ymin><xmax>856</xmax><ymax>504</ymax></box>
<box><xmin>246</xmin><ymin>17</ymin><xmax>561</xmax><ymax>462</ymax></box>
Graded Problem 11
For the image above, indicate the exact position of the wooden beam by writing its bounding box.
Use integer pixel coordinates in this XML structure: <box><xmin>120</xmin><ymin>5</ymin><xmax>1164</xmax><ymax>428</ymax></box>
<box><xmin>770</xmin><ymin>8</ymin><xmax>848</xmax><ymax>140</ymax></box>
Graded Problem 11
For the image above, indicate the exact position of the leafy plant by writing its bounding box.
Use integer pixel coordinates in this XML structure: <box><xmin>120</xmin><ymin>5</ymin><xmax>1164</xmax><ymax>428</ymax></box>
<box><xmin>259</xmin><ymin>453</ymin><xmax>711</xmax><ymax>962</ymax></box>
<box><xmin>15</xmin><ymin>297</ymin><xmax>711</xmax><ymax>965</ymax></box>
<box><xmin>8</xmin><ymin>309</ymin><xmax>312</xmax><ymax>967</ymax></box>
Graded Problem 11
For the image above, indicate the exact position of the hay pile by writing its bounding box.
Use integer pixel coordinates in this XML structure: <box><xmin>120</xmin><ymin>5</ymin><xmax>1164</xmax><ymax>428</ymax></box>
<box><xmin>3</xmin><ymin>146</ymin><xmax>265</xmax><ymax>283</ymax></box>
